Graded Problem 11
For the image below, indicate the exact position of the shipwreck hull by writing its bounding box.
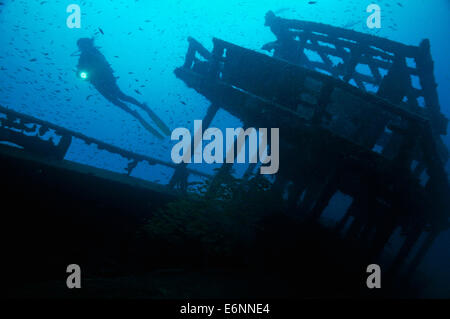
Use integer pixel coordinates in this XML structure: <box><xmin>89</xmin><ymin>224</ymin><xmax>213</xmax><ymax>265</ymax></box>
<box><xmin>174</xmin><ymin>18</ymin><xmax>449</xmax><ymax>277</ymax></box>
<box><xmin>0</xmin><ymin>13</ymin><xmax>448</xmax><ymax>293</ymax></box>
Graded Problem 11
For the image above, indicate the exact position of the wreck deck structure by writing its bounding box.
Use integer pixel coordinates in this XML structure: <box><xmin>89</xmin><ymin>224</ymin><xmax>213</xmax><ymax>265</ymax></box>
<box><xmin>173</xmin><ymin>12</ymin><xmax>450</xmax><ymax>277</ymax></box>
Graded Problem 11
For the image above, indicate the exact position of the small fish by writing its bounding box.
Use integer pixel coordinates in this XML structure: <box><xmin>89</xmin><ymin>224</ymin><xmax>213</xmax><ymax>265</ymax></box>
<box><xmin>180</xmin><ymin>101</ymin><xmax>186</xmax><ymax>105</ymax></box>
<box><xmin>98</xmin><ymin>27</ymin><xmax>104</xmax><ymax>35</ymax></box>
<box><xmin>134</xmin><ymin>89</ymin><xmax>142</xmax><ymax>95</ymax></box>
<box><xmin>29</xmin><ymin>58</ymin><xmax>37</xmax><ymax>62</ymax></box>
<box><xmin>86</xmin><ymin>95</ymin><xmax>93</xmax><ymax>100</ymax></box>
<box><xmin>308</xmin><ymin>1</ymin><xmax>317</xmax><ymax>4</ymax></box>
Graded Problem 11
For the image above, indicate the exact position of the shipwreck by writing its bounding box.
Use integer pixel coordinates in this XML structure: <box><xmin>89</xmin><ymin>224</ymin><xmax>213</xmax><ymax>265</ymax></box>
<box><xmin>172</xmin><ymin>12</ymin><xmax>450</xmax><ymax>277</ymax></box>
<box><xmin>1</xmin><ymin>12</ymin><xmax>449</xmax><ymax>290</ymax></box>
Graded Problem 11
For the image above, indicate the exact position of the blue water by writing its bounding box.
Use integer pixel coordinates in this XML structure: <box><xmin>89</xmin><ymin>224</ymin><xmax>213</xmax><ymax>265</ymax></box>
<box><xmin>0</xmin><ymin>0</ymin><xmax>449</xmax><ymax>297</ymax></box>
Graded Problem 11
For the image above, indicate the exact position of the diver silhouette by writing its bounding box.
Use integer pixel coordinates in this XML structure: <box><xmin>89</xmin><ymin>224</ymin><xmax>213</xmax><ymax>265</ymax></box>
<box><xmin>74</xmin><ymin>38</ymin><xmax>170</xmax><ymax>139</ymax></box>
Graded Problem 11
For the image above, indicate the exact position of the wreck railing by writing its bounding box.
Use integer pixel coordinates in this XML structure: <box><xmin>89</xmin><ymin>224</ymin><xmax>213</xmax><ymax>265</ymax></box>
<box><xmin>0</xmin><ymin>104</ymin><xmax>211</xmax><ymax>183</ymax></box>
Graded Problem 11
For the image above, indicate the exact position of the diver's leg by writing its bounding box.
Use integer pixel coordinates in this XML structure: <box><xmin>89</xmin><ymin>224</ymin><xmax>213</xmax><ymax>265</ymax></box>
<box><xmin>118</xmin><ymin>92</ymin><xmax>171</xmax><ymax>136</ymax></box>
<box><xmin>109</xmin><ymin>98</ymin><xmax>164</xmax><ymax>139</ymax></box>
<box><xmin>115</xmin><ymin>89</ymin><xmax>171</xmax><ymax>136</ymax></box>
<box><xmin>139</xmin><ymin>103</ymin><xmax>171</xmax><ymax>136</ymax></box>
<box><xmin>123</xmin><ymin>101</ymin><xmax>170</xmax><ymax>136</ymax></box>
<box><xmin>116</xmin><ymin>91</ymin><xmax>145</xmax><ymax>107</ymax></box>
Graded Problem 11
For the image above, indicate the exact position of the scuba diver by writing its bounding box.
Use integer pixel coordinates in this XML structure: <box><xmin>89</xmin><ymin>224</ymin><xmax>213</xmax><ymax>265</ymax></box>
<box><xmin>73</xmin><ymin>38</ymin><xmax>171</xmax><ymax>139</ymax></box>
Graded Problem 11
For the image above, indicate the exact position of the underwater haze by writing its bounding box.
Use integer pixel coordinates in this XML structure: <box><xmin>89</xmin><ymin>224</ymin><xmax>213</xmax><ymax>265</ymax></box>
<box><xmin>0</xmin><ymin>0</ymin><xmax>449</xmax><ymax>297</ymax></box>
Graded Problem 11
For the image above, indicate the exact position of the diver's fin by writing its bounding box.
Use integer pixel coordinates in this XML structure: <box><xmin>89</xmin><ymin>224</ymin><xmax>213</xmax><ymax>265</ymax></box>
<box><xmin>130</xmin><ymin>109</ymin><xmax>164</xmax><ymax>140</ymax></box>
<box><xmin>142</xmin><ymin>103</ymin><xmax>171</xmax><ymax>136</ymax></box>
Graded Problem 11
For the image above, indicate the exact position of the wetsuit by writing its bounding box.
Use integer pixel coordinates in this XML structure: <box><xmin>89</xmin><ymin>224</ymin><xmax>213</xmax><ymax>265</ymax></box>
<box><xmin>76</xmin><ymin>39</ymin><xmax>170</xmax><ymax>139</ymax></box>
